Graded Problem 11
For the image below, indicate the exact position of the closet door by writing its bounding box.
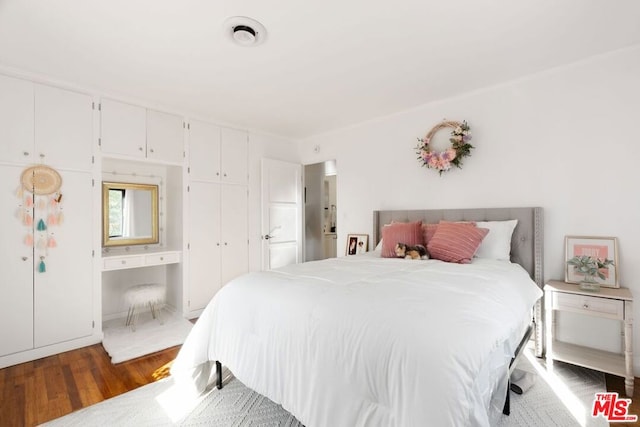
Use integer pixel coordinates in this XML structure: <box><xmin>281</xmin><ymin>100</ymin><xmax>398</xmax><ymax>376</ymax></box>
<box><xmin>146</xmin><ymin>109</ymin><xmax>184</xmax><ymax>164</ymax></box>
<box><xmin>35</xmin><ymin>84</ymin><xmax>93</xmax><ymax>171</ymax></box>
<box><xmin>0</xmin><ymin>165</ymin><xmax>34</xmax><ymax>357</ymax></box>
<box><xmin>188</xmin><ymin>182</ymin><xmax>222</xmax><ymax>313</ymax></box>
<box><xmin>189</xmin><ymin>119</ymin><xmax>221</xmax><ymax>181</ymax></box>
<box><xmin>220</xmin><ymin>127</ymin><xmax>248</xmax><ymax>185</ymax></box>
<box><xmin>221</xmin><ymin>184</ymin><xmax>248</xmax><ymax>285</ymax></box>
<box><xmin>100</xmin><ymin>98</ymin><xmax>146</xmax><ymax>159</ymax></box>
<box><xmin>34</xmin><ymin>170</ymin><xmax>93</xmax><ymax>347</ymax></box>
<box><xmin>0</xmin><ymin>74</ymin><xmax>34</xmax><ymax>164</ymax></box>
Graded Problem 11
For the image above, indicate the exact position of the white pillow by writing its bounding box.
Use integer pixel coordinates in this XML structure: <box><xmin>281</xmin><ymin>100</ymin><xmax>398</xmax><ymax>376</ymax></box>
<box><xmin>474</xmin><ymin>220</ymin><xmax>518</xmax><ymax>261</ymax></box>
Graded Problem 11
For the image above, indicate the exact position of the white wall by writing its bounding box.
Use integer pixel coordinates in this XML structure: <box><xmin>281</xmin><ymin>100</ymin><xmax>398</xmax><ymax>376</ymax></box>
<box><xmin>298</xmin><ymin>45</ymin><xmax>640</xmax><ymax>372</ymax></box>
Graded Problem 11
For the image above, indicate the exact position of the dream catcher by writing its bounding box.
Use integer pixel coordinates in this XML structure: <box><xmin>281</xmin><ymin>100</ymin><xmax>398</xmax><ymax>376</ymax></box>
<box><xmin>16</xmin><ymin>165</ymin><xmax>64</xmax><ymax>273</ymax></box>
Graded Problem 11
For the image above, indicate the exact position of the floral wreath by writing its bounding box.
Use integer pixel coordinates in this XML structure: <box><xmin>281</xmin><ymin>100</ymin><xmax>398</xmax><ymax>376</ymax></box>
<box><xmin>415</xmin><ymin>120</ymin><xmax>473</xmax><ymax>175</ymax></box>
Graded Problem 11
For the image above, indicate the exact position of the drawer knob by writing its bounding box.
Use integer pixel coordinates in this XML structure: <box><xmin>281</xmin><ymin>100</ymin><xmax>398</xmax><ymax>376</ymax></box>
<box><xmin>160</xmin><ymin>257</ymin><xmax>164</xmax><ymax>261</ymax></box>
<box><xmin>121</xmin><ymin>260</ymin><xmax>126</xmax><ymax>264</ymax></box>
<box><xmin>583</xmin><ymin>304</ymin><xmax>589</xmax><ymax>309</ymax></box>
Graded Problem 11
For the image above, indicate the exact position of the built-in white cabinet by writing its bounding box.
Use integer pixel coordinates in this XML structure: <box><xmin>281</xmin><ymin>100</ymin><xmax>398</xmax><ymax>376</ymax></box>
<box><xmin>0</xmin><ymin>165</ymin><xmax>34</xmax><ymax>356</ymax></box>
<box><xmin>35</xmin><ymin>84</ymin><xmax>94</xmax><ymax>171</ymax></box>
<box><xmin>146</xmin><ymin>109</ymin><xmax>185</xmax><ymax>163</ymax></box>
<box><xmin>187</xmin><ymin>182</ymin><xmax>248</xmax><ymax>316</ymax></box>
<box><xmin>0</xmin><ymin>74</ymin><xmax>34</xmax><ymax>165</ymax></box>
<box><xmin>186</xmin><ymin>119</ymin><xmax>249</xmax><ymax>317</ymax></box>
<box><xmin>0</xmin><ymin>166</ymin><xmax>93</xmax><ymax>359</ymax></box>
<box><xmin>0</xmin><ymin>74</ymin><xmax>96</xmax><ymax>368</ymax></box>
<box><xmin>34</xmin><ymin>170</ymin><xmax>93</xmax><ymax>347</ymax></box>
<box><xmin>189</xmin><ymin>119</ymin><xmax>248</xmax><ymax>185</ymax></box>
<box><xmin>0</xmin><ymin>75</ymin><xmax>93</xmax><ymax>170</ymax></box>
<box><xmin>100</xmin><ymin>98</ymin><xmax>184</xmax><ymax>164</ymax></box>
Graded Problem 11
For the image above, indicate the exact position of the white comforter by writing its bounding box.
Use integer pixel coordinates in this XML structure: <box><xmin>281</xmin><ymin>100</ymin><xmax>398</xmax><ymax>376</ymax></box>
<box><xmin>171</xmin><ymin>254</ymin><xmax>542</xmax><ymax>427</ymax></box>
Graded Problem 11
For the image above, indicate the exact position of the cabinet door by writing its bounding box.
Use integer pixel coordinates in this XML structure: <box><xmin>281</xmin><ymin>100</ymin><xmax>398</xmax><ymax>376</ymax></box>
<box><xmin>34</xmin><ymin>170</ymin><xmax>93</xmax><ymax>347</ymax></box>
<box><xmin>35</xmin><ymin>84</ymin><xmax>93</xmax><ymax>171</ymax></box>
<box><xmin>221</xmin><ymin>184</ymin><xmax>248</xmax><ymax>285</ymax></box>
<box><xmin>188</xmin><ymin>182</ymin><xmax>222</xmax><ymax>313</ymax></box>
<box><xmin>189</xmin><ymin>119</ymin><xmax>221</xmax><ymax>181</ymax></box>
<box><xmin>0</xmin><ymin>74</ymin><xmax>34</xmax><ymax>164</ymax></box>
<box><xmin>0</xmin><ymin>165</ymin><xmax>34</xmax><ymax>357</ymax></box>
<box><xmin>220</xmin><ymin>127</ymin><xmax>248</xmax><ymax>185</ymax></box>
<box><xmin>147</xmin><ymin>109</ymin><xmax>184</xmax><ymax>164</ymax></box>
<box><xmin>100</xmin><ymin>98</ymin><xmax>146</xmax><ymax>159</ymax></box>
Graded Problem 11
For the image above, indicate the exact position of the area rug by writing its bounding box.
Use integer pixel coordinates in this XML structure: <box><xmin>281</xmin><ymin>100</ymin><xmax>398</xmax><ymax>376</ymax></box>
<box><xmin>43</xmin><ymin>348</ymin><xmax>609</xmax><ymax>426</ymax></box>
<box><xmin>102</xmin><ymin>310</ymin><xmax>193</xmax><ymax>364</ymax></box>
<box><xmin>496</xmin><ymin>349</ymin><xmax>608</xmax><ymax>427</ymax></box>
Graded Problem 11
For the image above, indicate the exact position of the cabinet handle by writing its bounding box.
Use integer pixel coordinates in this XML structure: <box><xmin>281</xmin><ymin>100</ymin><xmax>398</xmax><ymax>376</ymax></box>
<box><xmin>223</xmin><ymin>173</ymin><xmax>227</xmax><ymax>177</ymax></box>
<box><xmin>121</xmin><ymin>260</ymin><xmax>127</xmax><ymax>264</ymax></box>
<box><xmin>224</xmin><ymin>242</ymin><xmax>228</xmax><ymax>246</ymax></box>
<box><xmin>139</xmin><ymin>147</ymin><xmax>144</xmax><ymax>151</ymax></box>
<box><xmin>22</xmin><ymin>256</ymin><xmax>28</xmax><ymax>261</ymax></box>
<box><xmin>149</xmin><ymin>148</ymin><xmax>155</xmax><ymax>153</ymax></box>
<box><xmin>160</xmin><ymin>257</ymin><xmax>164</xmax><ymax>261</ymax></box>
<box><xmin>583</xmin><ymin>304</ymin><xmax>589</xmax><ymax>309</ymax></box>
<box><xmin>23</xmin><ymin>151</ymin><xmax>29</xmax><ymax>156</ymax></box>
<box><xmin>216</xmin><ymin>172</ymin><xmax>220</xmax><ymax>176</ymax></box>
<box><xmin>39</xmin><ymin>153</ymin><xmax>45</xmax><ymax>158</ymax></box>
<box><xmin>216</xmin><ymin>243</ymin><xmax>220</xmax><ymax>246</ymax></box>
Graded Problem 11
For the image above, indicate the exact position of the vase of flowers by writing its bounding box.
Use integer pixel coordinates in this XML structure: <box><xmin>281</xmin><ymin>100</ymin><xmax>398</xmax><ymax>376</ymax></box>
<box><xmin>566</xmin><ymin>255</ymin><xmax>614</xmax><ymax>292</ymax></box>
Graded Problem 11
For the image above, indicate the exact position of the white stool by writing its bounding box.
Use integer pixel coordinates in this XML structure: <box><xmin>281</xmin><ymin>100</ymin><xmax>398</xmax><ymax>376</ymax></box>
<box><xmin>124</xmin><ymin>283</ymin><xmax>166</xmax><ymax>331</ymax></box>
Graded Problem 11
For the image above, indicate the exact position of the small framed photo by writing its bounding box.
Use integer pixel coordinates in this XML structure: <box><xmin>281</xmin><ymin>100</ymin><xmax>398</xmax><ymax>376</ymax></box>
<box><xmin>346</xmin><ymin>234</ymin><xmax>369</xmax><ymax>256</ymax></box>
<box><xmin>565</xmin><ymin>236</ymin><xmax>619</xmax><ymax>288</ymax></box>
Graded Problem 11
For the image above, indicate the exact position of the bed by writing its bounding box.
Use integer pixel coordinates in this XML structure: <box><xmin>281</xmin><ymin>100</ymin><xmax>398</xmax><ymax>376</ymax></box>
<box><xmin>171</xmin><ymin>207</ymin><xmax>544</xmax><ymax>426</ymax></box>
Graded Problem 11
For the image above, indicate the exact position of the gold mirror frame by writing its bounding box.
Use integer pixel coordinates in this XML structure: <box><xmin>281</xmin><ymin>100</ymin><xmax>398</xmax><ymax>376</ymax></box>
<box><xmin>102</xmin><ymin>181</ymin><xmax>159</xmax><ymax>247</ymax></box>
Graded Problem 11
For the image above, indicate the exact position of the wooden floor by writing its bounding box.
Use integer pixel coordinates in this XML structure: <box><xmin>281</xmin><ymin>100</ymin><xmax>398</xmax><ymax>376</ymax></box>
<box><xmin>1</xmin><ymin>344</ymin><xmax>639</xmax><ymax>426</ymax></box>
<box><xmin>0</xmin><ymin>344</ymin><xmax>179</xmax><ymax>427</ymax></box>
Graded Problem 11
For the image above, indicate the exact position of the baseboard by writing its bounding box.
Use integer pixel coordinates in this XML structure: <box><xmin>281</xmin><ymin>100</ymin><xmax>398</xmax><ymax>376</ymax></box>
<box><xmin>0</xmin><ymin>333</ymin><xmax>103</xmax><ymax>369</ymax></box>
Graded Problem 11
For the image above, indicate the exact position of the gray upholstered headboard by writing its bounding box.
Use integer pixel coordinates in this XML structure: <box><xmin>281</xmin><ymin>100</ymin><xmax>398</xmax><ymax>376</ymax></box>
<box><xmin>372</xmin><ymin>207</ymin><xmax>544</xmax><ymax>288</ymax></box>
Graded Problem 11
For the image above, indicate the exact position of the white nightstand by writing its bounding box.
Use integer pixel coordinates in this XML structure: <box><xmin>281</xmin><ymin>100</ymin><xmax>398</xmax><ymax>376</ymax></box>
<box><xmin>544</xmin><ymin>280</ymin><xmax>634</xmax><ymax>396</ymax></box>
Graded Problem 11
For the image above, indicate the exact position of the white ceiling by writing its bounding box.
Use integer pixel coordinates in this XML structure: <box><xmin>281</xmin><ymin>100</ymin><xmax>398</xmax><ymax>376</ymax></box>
<box><xmin>1</xmin><ymin>1</ymin><xmax>639</xmax><ymax>139</ymax></box>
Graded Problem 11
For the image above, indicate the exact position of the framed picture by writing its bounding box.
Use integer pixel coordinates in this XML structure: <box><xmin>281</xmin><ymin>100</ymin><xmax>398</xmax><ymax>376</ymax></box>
<box><xmin>564</xmin><ymin>236</ymin><xmax>619</xmax><ymax>288</ymax></box>
<box><xmin>346</xmin><ymin>234</ymin><xmax>369</xmax><ymax>256</ymax></box>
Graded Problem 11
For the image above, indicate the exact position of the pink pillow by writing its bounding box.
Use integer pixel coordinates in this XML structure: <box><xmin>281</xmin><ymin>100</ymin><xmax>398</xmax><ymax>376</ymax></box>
<box><xmin>421</xmin><ymin>223</ymin><xmax>438</xmax><ymax>244</ymax></box>
<box><xmin>427</xmin><ymin>221</ymin><xmax>489</xmax><ymax>264</ymax></box>
<box><xmin>381</xmin><ymin>221</ymin><xmax>424</xmax><ymax>258</ymax></box>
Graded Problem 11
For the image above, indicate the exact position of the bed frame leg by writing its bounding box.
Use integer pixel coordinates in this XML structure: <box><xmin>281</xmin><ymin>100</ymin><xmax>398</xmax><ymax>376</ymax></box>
<box><xmin>503</xmin><ymin>381</ymin><xmax>511</xmax><ymax>415</ymax></box>
<box><xmin>216</xmin><ymin>361</ymin><xmax>223</xmax><ymax>389</ymax></box>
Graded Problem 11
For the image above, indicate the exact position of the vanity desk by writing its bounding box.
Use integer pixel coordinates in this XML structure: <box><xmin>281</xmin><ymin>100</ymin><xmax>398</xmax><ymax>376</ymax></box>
<box><xmin>102</xmin><ymin>250</ymin><xmax>181</xmax><ymax>271</ymax></box>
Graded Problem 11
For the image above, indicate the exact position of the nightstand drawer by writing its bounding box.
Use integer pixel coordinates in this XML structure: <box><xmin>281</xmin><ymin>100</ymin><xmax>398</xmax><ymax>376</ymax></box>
<box><xmin>552</xmin><ymin>292</ymin><xmax>624</xmax><ymax>320</ymax></box>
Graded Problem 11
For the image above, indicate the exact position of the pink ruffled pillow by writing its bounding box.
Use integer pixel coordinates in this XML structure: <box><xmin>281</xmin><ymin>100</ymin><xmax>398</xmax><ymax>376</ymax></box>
<box><xmin>381</xmin><ymin>221</ymin><xmax>424</xmax><ymax>258</ymax></box>
<box><xmin>427</xmin><ymin>221</ymin><xmax>489</xmax><ymax>264</ymax></box>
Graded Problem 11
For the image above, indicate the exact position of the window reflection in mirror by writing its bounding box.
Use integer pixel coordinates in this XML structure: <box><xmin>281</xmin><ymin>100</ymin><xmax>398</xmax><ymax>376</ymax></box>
<box><xmin>102</xmin><ymin>182</ymin><xmax>159</xmax><ymax>247</ymax></box>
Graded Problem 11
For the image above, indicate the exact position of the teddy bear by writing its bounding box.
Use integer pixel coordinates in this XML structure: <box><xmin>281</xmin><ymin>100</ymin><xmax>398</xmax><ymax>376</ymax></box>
<box><xmin>394</xmin><ymin>242</ymin><xmax>429</xmax><ymax>260</ymax></box>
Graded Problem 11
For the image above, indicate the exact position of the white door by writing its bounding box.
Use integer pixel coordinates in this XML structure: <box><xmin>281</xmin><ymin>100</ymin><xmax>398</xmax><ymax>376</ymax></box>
<box><xmin>189</xmin><ymin>119</ymin><xmax>221</xmax><ymax>181</ymax></box>
<box><xmin>187</xmin><ymin>181</ymin><xmax>221</xmax><ymax>314</ymax></box>
<box><xmin>261</xmin><ymin>159</ymin><xmax>302</xmax><ymax>270</ymax></box>
<box><xmin>146</xmin><ymin>109</ymin><xmax>184</xmax><ymax>164</ymax></box>
<box><xmin>0</xmin><ymin>165</ymin><xmax>34</xmax><ymax>357</ymax></box>
<box><xmin>34</xmin><ymin>170</ymin><xmax>93</xmax><ymax>347</ymax></box>
<box><xmin>35</xmin><ymin>84</ymin><xmax>93</xmax><ymax>171</ymax></box>
<box><xmin>221</xmin><ymin>184</ymin><xmax>248</xmax><ymax>284</ymax></box>
<box><xmin>100</xmin><ymin>98</ymin><xmax>146</xmax><ymax>159</ymax></box>
<box><xmin>0</xmin><ymin>74</ymin><xmax>34</xmax><ymax>164</ymax></box>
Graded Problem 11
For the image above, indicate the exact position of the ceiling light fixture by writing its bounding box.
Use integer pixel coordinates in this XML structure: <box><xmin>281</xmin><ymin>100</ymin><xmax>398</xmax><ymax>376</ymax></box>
<box><xmin>224</xmin><ymin>16</ymin><xmax>266</xmax><ymax>47</ymax></box>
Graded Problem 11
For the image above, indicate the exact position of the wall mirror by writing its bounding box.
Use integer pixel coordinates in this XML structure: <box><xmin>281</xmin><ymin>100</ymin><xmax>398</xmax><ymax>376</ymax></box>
<box><xmin>102</xmin><ymin>181</ymin><xmax>159</xmax><ymax>247</ymax></box>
